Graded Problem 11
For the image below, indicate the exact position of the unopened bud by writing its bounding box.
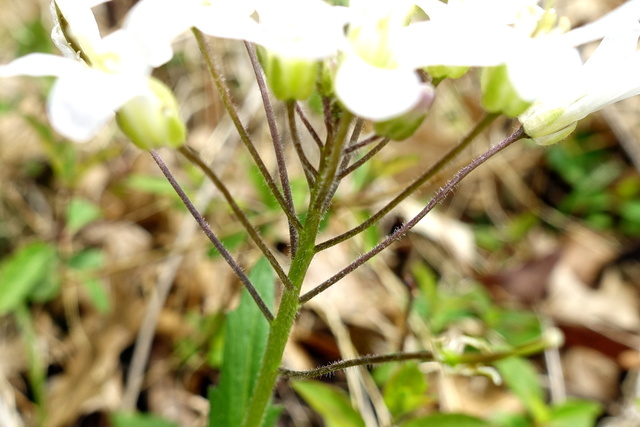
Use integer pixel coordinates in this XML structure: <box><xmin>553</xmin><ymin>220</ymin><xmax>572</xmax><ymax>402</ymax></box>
<box><xmin>481</xmin><ymin>65</ymin><xmax>531</xmax><ymax>118</ymax></box>
<box><xmin>258</xmin><ymin>47</ymin><xmax>319</xmax><ymax>101</ymax></box>
<box><xmin>520</xmin><ymin>105</ymin><xmax>577</xmax><ymax>145</ymax></box>
<box><xmin>116</xmin><ymin>77</ymin><xmax>186</xmax><ymax>150</ymax></box>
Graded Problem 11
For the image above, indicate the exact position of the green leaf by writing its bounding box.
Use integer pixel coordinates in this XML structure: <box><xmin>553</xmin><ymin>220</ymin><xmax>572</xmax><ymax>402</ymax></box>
<box><xmin>207</xmin><ymin>232</ymin><xmax>248</xmax><ymax>258</ymax></box>
<box><xmin>83</xmin><ymin>277</ymin><xmax>110</xmax><ymax>313</ymax></box>
<box><xmin>66</xmin><ymin>198</ymin><xmax>102</xmax><ymax>235</ymax></box>
<box><xmin>484</xmin><ymin>309</ymin><xmax>542</xmax><ymax>347</ymax></box>
<box><xmin>249</xmin><ymin>164</ymin><xmax>280</xmax><ymax>211</ymax></box>
<box><xmin>292</xmin><ymin>380</ymin><xmax>365</xmax><ymax>427</ymax></box>
<box><xmin>0</xmin><ymin>242</ymin><xmax>58</xmax><ymax>313</ymax></box>
<box><xmin>545</xmin><ymin>400</ymin><xmax>602</xmax><ymax>427</ymax></box>
<box><xmin>402</xmin><ymin>413</ymin><xmax>490</xmax><ymax>427</ymax></box>
<box><xmin>112</xmin><ymin>412</ymin><xmax>178</xmax><ymax>427</ymax></box>
<box><xmin>490</xmin><ymin>412</ymin><xmax>532</xmax><ymax>427</ymax></box>
<box><xmin>494</xmin><ymin>357</ymin><xmax>549</xmax><ymax>422</ymax></box>
<box><xmin>125</xmin><ymin>174</ymin><xmax>179</xmax><ymax>197</ymax></box>
<box><xmin>383</xmin><ymin>362</ymin><xmax>429</xmax><ymax>418</ymax></box>
<box><xmin>209</xmin><ymin>258</ymin><xmax>276</xmax><ymax>427</ymax></box>
<box><xmin>68</xmin><ymin>248</ymin><xmax>104</xmax><ymax>271</ymax></box>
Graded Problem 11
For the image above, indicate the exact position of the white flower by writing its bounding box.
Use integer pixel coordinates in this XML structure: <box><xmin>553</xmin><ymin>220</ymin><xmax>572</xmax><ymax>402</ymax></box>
<box><xmin>520</xmin><ymin>22</ymin><xmax>640</xmax><ymax>145</ymax></box>
<box><xmin>252</xmin><ymin>0</ymin><xmax>348</xmax><ymax>61</ymax></box>
<box><xmin>333</xmin><ymin>0</ymin><xmax>541</xmax><ymax>121</ymax></box>
<box><xmin>123</xmin><ymin>0</ymin><xmax>261</xmax><ymax>67</ymax></box>
<box><xmin>402</xmin><ymin>0</ymin><xmax>539</xmax><ymax>68</ymax></box>
<box><xmin>334</xmin><ymin>0</ymin><xmax>427</xmax><ymax>121</ymax></box>
<box><xmin>125</xmin><ymin>0</ymin><xmax>348</xmax><ymax>66</ymax></box>
<box><xmin>250</xmin><ymin>0</ymin><xmax>349</xmax><ymax>100</ymax></box>
<box><xmin>0</xmin><ymin>0</ymin><xmax>154</xmax><ymax>142</ymax></box>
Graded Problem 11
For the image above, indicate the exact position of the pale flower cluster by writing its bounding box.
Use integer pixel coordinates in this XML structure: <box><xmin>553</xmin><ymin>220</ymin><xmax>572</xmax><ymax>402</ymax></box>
<box><xmin>1</xmin><ymin>0</ymin><xmax>640</xmax><ymax>145</ymax></box>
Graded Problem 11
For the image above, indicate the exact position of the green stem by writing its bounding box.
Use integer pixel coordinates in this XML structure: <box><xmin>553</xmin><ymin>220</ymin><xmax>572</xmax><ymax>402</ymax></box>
<box><xmin>192</xmin><ymin>28</ymin><xmax>302</xmax><ymax>231</ymax></box>
<box><xmin>178</xmin><ymin>146</ymin><xmax>294</xmax><ymax>290</ymax></box>
<box><xmin>241</xmin><ymin>112</ymin><xmax>353</xmax><ymax>427</ymax></box>
<box><xmin>315</xmin><ymin>113</ymin><xmax>498</xmax><ymax>252</ymax></box>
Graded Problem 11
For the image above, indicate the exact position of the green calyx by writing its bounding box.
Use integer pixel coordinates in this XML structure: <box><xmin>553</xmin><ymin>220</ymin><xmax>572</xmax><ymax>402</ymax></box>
<box><xmin>116</xmin><ymin>77</ymin><xmax>186</xmax><ymax>150</ymax></box>
<box><xmin>258</xmin><ymin>47</ymin><xmax>319</xmax><ymax>101</ymax></box>
<box><xmin>481</xmin><ymin>65</ymin><xmax>531</xmax><ymax>118</ymax></box>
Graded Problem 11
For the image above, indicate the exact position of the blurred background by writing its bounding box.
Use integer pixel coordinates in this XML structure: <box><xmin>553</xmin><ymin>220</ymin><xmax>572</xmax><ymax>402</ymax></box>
<box><xmin>1</xmin><ymin>0</ymin><xmax>639</xmax><ymax>426</ymax></box>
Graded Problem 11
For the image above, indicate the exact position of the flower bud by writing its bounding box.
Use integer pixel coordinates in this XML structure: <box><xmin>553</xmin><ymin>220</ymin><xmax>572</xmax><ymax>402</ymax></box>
<box><xmin>116</xmin><ymin>77</ymin><xmax>186</xmax><ymax>150</ymax></box>
<box><xmin>373</xmin><ymin>83</ymin><xmax>434</xmax><ymax>141</ymax></box>
<box><xmin>521</xmin><ymin>106</ymin><xmax>578</xmax><ymax>145</ymax></box>
<box><xmin>258</xmin><ymin>46</ymin><xmax>319</xmax><ymax>101</ymax></box>
<box><xmin>481</xmin><ymin>64</ymin><xmax>531</xmax><ymax>118</ymax></box>
<box><xmin>426</xmin><ymin>65</ymin><xmax>469</xmax><ymax>81</ymax></box>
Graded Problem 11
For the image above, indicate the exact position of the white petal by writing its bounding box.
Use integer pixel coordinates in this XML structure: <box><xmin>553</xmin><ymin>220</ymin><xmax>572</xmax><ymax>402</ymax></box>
<box><xmin>252</xmin><ymin>0</ymin><xmax>348</xmax><ymax>59</ymax></box>
<box><xmin>124</xmin><ymin>0</ymin><xmax>197</xmax><ymax>67</ymax></box>
<box><xmin>53</xmin><ymin>0</ymin><xmax>103</xmax><ymax>54</ymax></box>
<box><xmin>195</xmin><ymin>14</ymin><xmax>262</xmax><ymax>44</ymax></box>
<box><xmin>0</xmin><ymin>53</ymin><xmax>82</xmax><ymax>78</ymax></box>
<box><xmin>562</xmin><ymin>0</ymin><xmax>640</xmax><ymax>47</ymax></box>
<box><xmin>582</xmin><ymin>29</ymin><xmax>640</xmax><ymax>80</ymax></box>
<box><xmin>398</xmin><ymin>21</ymin><xmax>515</xmax><ymax>67</ymax></box>
<box><xmin>99</xmin><ymin>30</ymin><xmax>152</xmax><ymax>77</ymax></box>
<box><xmin>507</xmin><ymin>39</ymin><xmax>583</xmax><ymax>102</ymax></box>
<box><xmin>335</xmin><ymin>56</ymin><xmax>422</xmax><ymax>121</ymax></box>
<box><xmin>47</xmin><ymin>69</ymin><xmax>146</xmax><ymax>141</ymax></box>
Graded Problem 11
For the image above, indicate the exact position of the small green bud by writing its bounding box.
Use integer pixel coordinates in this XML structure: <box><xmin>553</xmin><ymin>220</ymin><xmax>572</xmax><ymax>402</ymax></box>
<box><xmin>373</xmin><ymin>83</ymin><xmax>434</xmax><ymax>141</ymax></box>
<box><xmin>481</xmin><ymin>65</ymin><xmax>531</xmax><ymax>118</ymax></box>
<box><xmin>524</xmin><ymin>121</ymin><xmax>577</xmax><ymax>146</ymax></box>
<box><xmin>426</xmin><ymin>65</ymin><xmax>469</xmax><ymax>81</ymax></box>
<box><xmin>258</xmin><ymin>46</ymin><xmax>319</xmax><ymax>101</ymax></box>
<box><xmin>520</xmin><ymin>105</ymin><xmax>579</xmax><ymax>145</ymax></box>
<box><xmin>116</xmin><ymin>77</ymin><xmax>186</xmax><ymax>150</ymax></box>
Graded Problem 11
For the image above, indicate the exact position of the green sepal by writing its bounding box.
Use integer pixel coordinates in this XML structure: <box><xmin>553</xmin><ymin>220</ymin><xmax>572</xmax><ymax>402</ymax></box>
<box><xmin>116</xmin><ymin>77</ymin><xmax>186</xmax><ymax>150</ymax></box>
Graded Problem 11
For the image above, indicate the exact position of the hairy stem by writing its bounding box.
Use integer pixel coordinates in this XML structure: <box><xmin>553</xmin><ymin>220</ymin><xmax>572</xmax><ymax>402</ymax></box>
<box><xmin>241</xmin><ymin>113</ymin><xmax>354</xmax><ymax>427</ymax></box>
<box><xmin>315</xmin><ymin>113</ymin><xmax>499</xmax><ymax>252</ymax></box>
<box><xmin>287</xmin><ymin>101</ymin><xmax>317</xmax><ymax>186</ymax></box>
<box><xmin>150</xmin><ymin>150</ymin><xmax>273</xmax><ymax>321</ymax></box>
<box><xmin>178</xmin><ymin>146</ymin><xmax>293</xmax><ymax>290</ymax></box>
<box><xmin>281</xmin><ymin>351</ymin><xmax>435</xmax><ymax>379</ymax></box>
<box><xmin>192</xmin><ymin>28</ymin><xmax>301</xmax><ymax>230</ymax></box>
<box><xmin>301</xmin><ymin>125</ymin><xmax>524</xmax><ymax>303</ymax></box>
<box><xmin>295</xmin><ymin>102</ymin><xmax>323</xmax><ymax>149</ymax></box>
<box><xmin>245</xmin><ymin>42</ymin><xmax>299</xmax><ymax>254</ymax></box>
<box><xmin>338</xmin><ymin>137</ymin><xmax>391</xmax><ymax>179</ymax></box>
<box><xmin>345</xmin><ymin>134</ymin><xmax>382</xmax><ymax>154</ymax></box>
<box><xmin>281</xmin><ymin>328</ymin><xmax>560</xmax><ymax>379</ymax></box>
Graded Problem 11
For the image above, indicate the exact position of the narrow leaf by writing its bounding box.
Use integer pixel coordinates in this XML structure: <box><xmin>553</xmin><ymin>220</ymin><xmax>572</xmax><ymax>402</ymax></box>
<box><xmin>402</xmin><ymin>413</ymin><xmax>490</xmax><ymax>427</ymax></box>
<box><xmin>495</xmin><ymin>357</ymin><xmax>549</xmax><ymax>422</ymax></box>
<box><xmin>209</xmin><ymin>258</ymin><xmax>275</xmax><ymax>427</ymax></box>
<box><xmin>66</xmin><ymin>197</ymin><xmax>101</xmax><ymax>235</ymax></box>
<box><xmin>0</xmin><ymin>242</ymin><xmax>57</xmax><ymax>313</ymax></box>
<box><xmin>112</xmin><ymin>412</ymin><xmax>177</xmax><ymax>427</ymax></box>
<box><xmin>546</xmin><ymin>400</ymin><xmax>602</xmax><ymax>427</ymax></box>
<box><xmin>383</xmin><ymin>362</ymin><xmax>429</xmax><ymax>418</ymax></box>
